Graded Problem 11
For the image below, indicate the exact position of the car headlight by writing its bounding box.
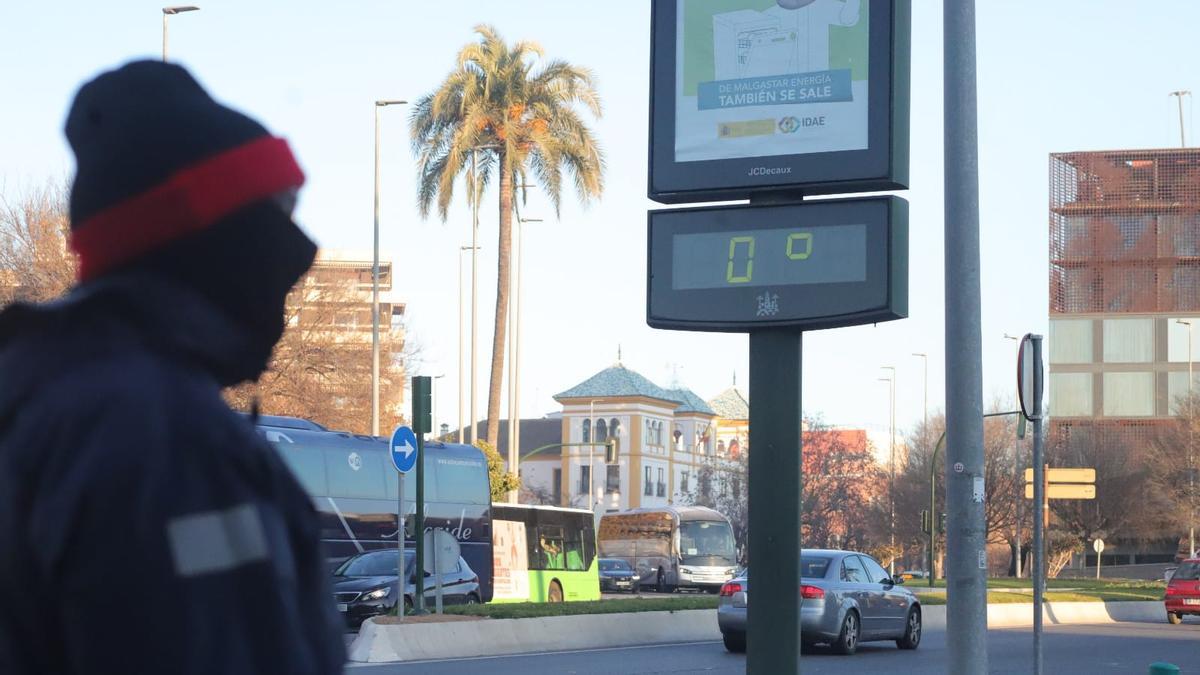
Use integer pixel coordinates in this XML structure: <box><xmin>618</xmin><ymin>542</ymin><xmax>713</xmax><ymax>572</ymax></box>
<box><xmin>361</xmin><ymin>587</ymin><xmax>391</xmax><ymax>601</ymax></box>
<box><xmin>680</xmin><ymin>567</ymin><xmax>693</xmax><ymax>575</ymax></box>
<box><xmin>631</xmin><ymin>574</ymin><xmax>640</xmax><ymax>581</ymax></box>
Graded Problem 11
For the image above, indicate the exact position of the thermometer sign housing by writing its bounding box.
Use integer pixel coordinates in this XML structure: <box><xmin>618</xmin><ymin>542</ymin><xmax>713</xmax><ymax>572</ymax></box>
<box><xmin>647</xmin><ymin>196</ymin><xmax>907</xmax><ymax>332</ymax></box>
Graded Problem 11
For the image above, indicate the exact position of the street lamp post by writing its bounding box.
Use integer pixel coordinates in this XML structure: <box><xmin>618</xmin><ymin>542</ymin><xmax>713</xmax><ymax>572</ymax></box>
<box><xmin>509</xmin><ymin>213</ymin><xmax>542</xmax><ymax>504</ymax></box>
<box><xmin>1179</xmin><ymin>319</ymin><xmax>1195</xmax><ymax>558</ymax></box>
<box><xmin>880</xmin><ymin>366</ymin><xmax>896</xmax><ymax>575</ymax></box>
<box><xmin>431</xmin><ymin>374</ymin><xmax>445</xmax><ymax>440</ymax></box>
<box><xmin>458</xmin><ymin>245</ymin><xmax>479</xmax><ymax>443</ymax></box>
<box><xmin>372</xmin><ymin>99</ymin><xmax>407</xmax><ymax>437</ymax></box>
<box><xmin>1005</xmin><ymin>333</ymin><xmax>1022</xmax><ymax>577</ymax></box>
<box><xmin>161</xmin><ymin>6</ymin><xmax>199</xmax><ymax>63</ymax></box>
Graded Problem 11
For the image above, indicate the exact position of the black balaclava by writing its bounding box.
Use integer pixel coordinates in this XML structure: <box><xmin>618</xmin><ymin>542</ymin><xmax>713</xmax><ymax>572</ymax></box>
<box><xmin>63</xmin><ymin>60</ymin><xmax>315</xmax><ymax>385</ymax></box>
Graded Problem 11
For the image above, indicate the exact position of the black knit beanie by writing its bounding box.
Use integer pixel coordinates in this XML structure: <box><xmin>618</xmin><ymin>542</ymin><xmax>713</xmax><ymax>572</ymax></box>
<box><xmin>63</xmin><ymin>60</ymin><xmax>317</xmax><ymax>383</ymax></box>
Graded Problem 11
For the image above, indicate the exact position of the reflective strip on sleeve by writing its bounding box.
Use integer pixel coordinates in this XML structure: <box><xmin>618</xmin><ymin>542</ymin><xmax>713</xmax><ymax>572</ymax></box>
<box><xmin>167</xmin><ymin>503</ymin><xmax>269</xmax><ymax>577</ymax></box>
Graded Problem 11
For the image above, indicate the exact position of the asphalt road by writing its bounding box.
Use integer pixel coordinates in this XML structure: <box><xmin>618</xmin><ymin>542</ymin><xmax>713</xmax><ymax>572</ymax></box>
<box><xmin>346</xmin><ymin>618</ymin><xmax>1200</xmax><ymax>674</ymax></box>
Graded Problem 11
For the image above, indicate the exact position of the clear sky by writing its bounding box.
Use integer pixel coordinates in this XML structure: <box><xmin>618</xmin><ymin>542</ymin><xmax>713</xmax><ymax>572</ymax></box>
<box><xmin>2</xmin><ymin>1</ymin><xmax>1196</xmax><ymax>443</ymax></box>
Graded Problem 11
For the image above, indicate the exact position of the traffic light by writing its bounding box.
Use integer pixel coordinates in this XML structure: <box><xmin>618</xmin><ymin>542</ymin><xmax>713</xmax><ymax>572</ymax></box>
<box><xmin>605</xmin><ymin>438</ymin><xmax>620</xmax><ymax>464</ymax></box>
<box><xmin>411</xmin><ymin>376</ymin><xmax>432</xmax><ymax>435</ymax></box>
<box><xmin>921</xmin><ymin>509</ymin><xmax>931</xmax><ymax>535</ymax></box>
<box><xmin>939</xmin><ymin>512</ymin><xmax>947</xmax><ymax>534</ymax></box>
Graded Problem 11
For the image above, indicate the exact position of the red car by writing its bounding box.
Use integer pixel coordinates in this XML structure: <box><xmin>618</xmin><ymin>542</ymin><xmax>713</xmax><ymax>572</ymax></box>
<box><xmin>1165</xmin><ymin>557</ymin><xmax>1200</xmax><ymax>624</ymax></box>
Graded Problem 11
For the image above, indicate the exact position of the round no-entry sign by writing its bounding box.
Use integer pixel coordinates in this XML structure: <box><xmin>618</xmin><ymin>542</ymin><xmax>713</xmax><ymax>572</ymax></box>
<box><xmin>1093</xmin><ymin>539</ymin><xmax>1105</xmax><ymax>554</ymax></box>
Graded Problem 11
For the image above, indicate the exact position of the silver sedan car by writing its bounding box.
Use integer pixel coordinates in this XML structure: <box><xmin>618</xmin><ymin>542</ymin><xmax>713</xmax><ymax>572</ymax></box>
<box><xmin>717</xmin><ymin>549</ymin><xmax>921</xmax><ymax>655</ymax></box>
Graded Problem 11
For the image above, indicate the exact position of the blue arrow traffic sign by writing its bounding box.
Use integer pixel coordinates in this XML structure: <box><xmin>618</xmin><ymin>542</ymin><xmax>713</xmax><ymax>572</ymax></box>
<box><xmin>390</xmin><ymin>426</ymin><xmax>418</xmax><ymax>473</ymax></box>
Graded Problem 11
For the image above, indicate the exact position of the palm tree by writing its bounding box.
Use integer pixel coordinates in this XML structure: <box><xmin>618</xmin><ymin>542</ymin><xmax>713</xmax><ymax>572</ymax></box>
<box><xmin>410</xmin><ymin>25</ymin><xmax>604</xmax><ymax>450</ymax></box>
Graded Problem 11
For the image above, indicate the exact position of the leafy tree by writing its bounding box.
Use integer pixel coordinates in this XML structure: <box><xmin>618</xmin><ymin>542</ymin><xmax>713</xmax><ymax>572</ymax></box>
<box><xmin>410</xmin><ymin>25</ymin><xmax>604</xmax><ymax>448</ymax></box>
<box><xmin>476</xmin><ymin>439</ymin><xmax>520</xmax><ymax>502</ymax></box>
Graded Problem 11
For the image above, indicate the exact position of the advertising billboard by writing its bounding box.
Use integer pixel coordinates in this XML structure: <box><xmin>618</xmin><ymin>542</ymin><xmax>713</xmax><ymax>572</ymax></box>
<box><xmin>649</xmin><ymin>0</ymin><xmax>909</xmax><ymax>203</ymax></box>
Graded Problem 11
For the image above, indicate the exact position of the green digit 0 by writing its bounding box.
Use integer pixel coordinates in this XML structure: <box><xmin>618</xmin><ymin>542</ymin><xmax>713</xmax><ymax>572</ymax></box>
<box><xmin>726</xmin><ymin>236</ymin><xmax>755</xmax><ymax>283</ymax></box>
<box><xmin>787</xmin><ymin>232</ymin><xmax>813</xmax><ymax>260</ymax></box>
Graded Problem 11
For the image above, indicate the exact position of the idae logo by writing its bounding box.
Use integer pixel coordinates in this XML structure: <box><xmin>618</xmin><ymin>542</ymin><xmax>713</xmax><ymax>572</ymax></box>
<box><xmin>748</xmin><ymin>166</ymin><xmax>793</xmax><ymax>176</ymax></box>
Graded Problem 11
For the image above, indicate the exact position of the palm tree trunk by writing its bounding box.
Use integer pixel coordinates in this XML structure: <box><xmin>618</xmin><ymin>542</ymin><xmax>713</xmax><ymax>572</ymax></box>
<box><xmin>486</xmin><ymin>155</ymin><xmax>512</xmax><ymax>452</ymax></box>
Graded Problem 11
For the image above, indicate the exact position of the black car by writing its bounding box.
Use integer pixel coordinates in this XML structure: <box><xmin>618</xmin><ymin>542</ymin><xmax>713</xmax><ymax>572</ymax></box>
<box><xmin>331</xmin><ymin>549</ymin><xmax>481</xmax><ymax>626</ymax></box>
<box><xmin>598</xmin><ymin>557</ymin><xmax>640</xmax><ymax>593</ymax></box>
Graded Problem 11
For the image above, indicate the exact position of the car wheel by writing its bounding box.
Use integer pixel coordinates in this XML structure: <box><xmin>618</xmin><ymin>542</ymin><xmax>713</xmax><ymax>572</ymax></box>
<box><xmin>465</xmin><ymin>593</ymin><xmax>480</xmax><ymax>605</ymax></box>
<box><xmin>831</xmin><ymin>610</ymin><xmax>860</xmax><ymax>655</ymax></box>
<box><xmin>1167</xmin><ymin>611</ymin><xmax>1183</xmax><ymax>625</ymax></box>
<box><xmin>896</xmin><ymin>607</ymin><xmax>921</xmax><ymax>650</ymax></box>
<box><xmin>402</xmin><ymin>597</ymin><xmax>412</xmax><ymax>615</ymax></box>
<box><xmin>722</xmin><ymin>631</ymin><xmax>746</xmax><ymax>653</ymax></box>
<box><xmin>548</xmin><ymin>580</ymin><xmax>564</xmax><ymax>603</ymax></box>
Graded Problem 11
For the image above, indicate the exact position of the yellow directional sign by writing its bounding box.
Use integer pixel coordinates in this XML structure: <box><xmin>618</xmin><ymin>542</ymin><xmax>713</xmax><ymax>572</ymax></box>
<box><xmin>1024</xmin><ymin>483</ymin><xmax>1096</xmax><ymax>500</ymax></box>
<box><xmin>1024</xmin><ymin>468</ymin><xmax>1096</xmax><ymax>484</ymax></box>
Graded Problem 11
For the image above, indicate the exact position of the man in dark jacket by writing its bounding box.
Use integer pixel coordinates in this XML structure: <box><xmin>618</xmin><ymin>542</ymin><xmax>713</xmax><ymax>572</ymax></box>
<box><xmin>0</xmin><ymin>61</ymin><xmax>345</xmax><ymax>674</ymax></box>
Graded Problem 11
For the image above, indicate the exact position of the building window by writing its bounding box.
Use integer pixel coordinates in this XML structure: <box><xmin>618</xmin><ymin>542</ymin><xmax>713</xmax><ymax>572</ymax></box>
<box><xmin>579</xmin><ymin>465</ymin><xmax>591</xmax><ymax>495</ymax></box>
<box><xmin>1103</xmin><ymin>372</ymin><xmax>1155</xmax><ymax>417</ymax></box>
<box><xmin>1103</xmin><ymin>319</ymin><xmax>1154</xmax><ymax>363</ymax></box>
<box><xmin>1049</xmin><ymin>319</ymin><xmax>1093</xmax><ymax>364</ymax></box>
<box><xmin>1169</xmin><ymin>371</ymin><xmax>1200</xmax><ymax>414</ymax></box>
<box><xmin>1049</xmin><ymin>373</ymin><xmax>1092</xmax><ymax>417</ymax></box>
<box><xmin>674</xmin><ymin>428</ymin><xmax>683</xmax><ymax>452</ymax></box>
<box><xmin>717</xmin><ymin>440</ymin><xmax>726</xmax><ymax>457</ymax></box>
<box><xmin>582</xmin><ymin>418</ymin><xmax>590</xmax><ymax>443</ymax></box>
<box><xmin>680</xmin><ymin>471</ymin><xmax>690</xmax><ymax>493</ymax></box>
<box><xmin>606</xmin><ymin>465</ymin><xmax>620</xmax><ymax>493</ymax></box>
<box><xmin>644</xmin><ymin>467</ymin><xmax>653</xmax><ymax>496</ymax></box>
<box><xmin>552</xmin><ymin>468</ymin><xmax>562</xmax><ymax>505</ymax></box>
<box><xmin>656</xmin><ymin>468</ymin><xmax>666</xmax><ymax>497</ymax></box>
<box><xmin>609</xmin><ymin>418</ymin><xmax>621</xmax><ymax>445</ymax></box>
<box><xmin>595</xmin><ymin>418</ymin><xmax>608</xmax><ymax>442</ymax></box>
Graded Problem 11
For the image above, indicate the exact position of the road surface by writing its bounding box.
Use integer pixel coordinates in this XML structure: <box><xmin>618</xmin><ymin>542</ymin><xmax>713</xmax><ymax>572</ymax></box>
<box><xmin>346</xmin><ymin>618</ymin><xmax>1199</xmax><ymax>674</ymax></box>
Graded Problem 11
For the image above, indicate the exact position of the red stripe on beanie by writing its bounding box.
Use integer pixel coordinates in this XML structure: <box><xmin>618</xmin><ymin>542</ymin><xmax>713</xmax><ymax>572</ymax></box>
<box><xmin>70</xmin><ymin>136</ymin><xmax>305</xmax><ymax>281</ymax></box>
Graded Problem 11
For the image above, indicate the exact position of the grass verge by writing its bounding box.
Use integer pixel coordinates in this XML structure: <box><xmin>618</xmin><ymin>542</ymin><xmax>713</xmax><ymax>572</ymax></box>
<box><xmin>441</xmin><ymin>596</ymin><xmax>719</xmax><ymax>619</ymax></box>
<box><xmin>915</xmin><ymin>587</ymin><xmax>1164</xmax><ymax>606</ymax></box>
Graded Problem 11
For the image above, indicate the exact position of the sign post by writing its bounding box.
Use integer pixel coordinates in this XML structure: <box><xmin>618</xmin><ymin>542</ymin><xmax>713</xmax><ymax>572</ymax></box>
<box><xmin>389</xmin><ymin>425</ymin><xmax>418</xmax><ymax>621</ymax></box>
<box><xmin>646</xmin><ymin>2</ymin><xmax>911</xmax><ymax>670</ymax></box>
<box><xmin>411</xmin><ymin>375</ymin><xmax>431</xmax><ymax>613</ymax></box>
<box><xmin>1093</xmin><ymin>539</ymin><xmax>1105</xmax><ymax>580</ymax></box>
<box><xmin>1018</xmin><ymin>334</ymin><xmax>1045</xmax><ymax>675</ymax></box>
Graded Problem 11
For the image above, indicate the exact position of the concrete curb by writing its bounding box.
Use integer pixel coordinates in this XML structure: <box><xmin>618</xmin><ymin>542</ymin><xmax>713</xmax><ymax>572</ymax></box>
<box><xmin>348</xmin><ymin>609</ymin><xmax>721</xmax><ymax>663</ymax></box>
<box><xmin>347</xmin><ymin>601</ymin><xmax>1168</xmax><ymax>663</ymax></box>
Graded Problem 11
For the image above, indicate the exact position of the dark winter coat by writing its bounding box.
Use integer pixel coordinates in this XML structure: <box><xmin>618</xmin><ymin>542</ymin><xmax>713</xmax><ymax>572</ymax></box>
<box><xmin>0</xmin><ymin>275</ymin><xmax>346</xmax><ymax>674</ymax></box>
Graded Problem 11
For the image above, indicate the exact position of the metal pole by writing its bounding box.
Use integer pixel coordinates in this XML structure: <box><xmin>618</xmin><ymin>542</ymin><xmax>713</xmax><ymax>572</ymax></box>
<box><xmin>944</xmin><ymin>1</ymin><xmax>988</xmax><ymax>671</ymax></box>
<box><xmin>469</xmin><ymin>150</ymin><xmax>479</xmax><ymax>445</ymax></box>
<box><xmin>513</xmin><ymin>218</ymin><xmax>523</xmax><ymax>504</ymax></box>
<box><xmin>162</xmin><ymin>13</ymin><xmax>168</xmax><ymax>62</ymax></box>
<box><xmin>747</xmin><ymin>329</ymin><xmax>803</xmax><ymax>673</ymax></box>
<box><xmin>372</xmin><ymin>104</ymin><xmax>381</xmax><ymax>437</ymax></box>
<box><xmin>1170</xmin><ymin>91</ymin><xmax>1190</xmax><ymax>148</ymax></box>
<box><xmin>414</xmin><ymin>422</ymin><xmax>426</xmax><ymax>613</ymax></box>
<box><xmin>506</xmin><ymin>216</ymin><xmax>521</xmax><ymax>504</ymax></box>
<box><xmin>930</xmin><ymin>432</ymin><xmax>945</xmax><ymax>588</ymax></box>
<box><xmin>458</xmin><ymin>247</ymin><xmax>465</xmax><ymax>442</ymax></box>
<box><xmin>880</xmin><ymin>367</ymin><xmax>896</xmax><ymax>576</ymax></box>
<box><xmin>397</xmin><ymin>471</ymin><xmax>405</xmax><ymax>622</ymax></box>
<box><xmin>1031</xmin><ymin>334</ymin><xmax>1046</xmax><ymax>675</ymax></box>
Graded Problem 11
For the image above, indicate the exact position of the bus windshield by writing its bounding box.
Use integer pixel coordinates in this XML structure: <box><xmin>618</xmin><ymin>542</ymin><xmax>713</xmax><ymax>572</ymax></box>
<box><xmin>679</xmin><ymin>520</ymin><xmax>736</xmax><ymax>565</ymax></box>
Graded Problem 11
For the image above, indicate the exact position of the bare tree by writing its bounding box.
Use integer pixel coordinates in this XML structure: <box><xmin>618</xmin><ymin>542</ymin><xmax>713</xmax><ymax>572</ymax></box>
<box><xmin>0</xmin><ymin>182</ymin><xmax>75</xmax><ymax>305</ymax></box>
<box><xmin>1048</xmin><ymin>421</ymin><xmax>1173</xmax><ymax>549</ymax></box>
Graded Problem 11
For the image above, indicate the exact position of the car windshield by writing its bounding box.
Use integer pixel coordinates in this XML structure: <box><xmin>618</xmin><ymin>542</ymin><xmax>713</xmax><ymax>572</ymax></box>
<box><xmin>333</xmin><ymin>551</ymin><xmax>411</xmax><ymax>577</ymax></box>
<box><xmin>800</xmin><ymin>556</ymin><xmax>831</xmax><ymax>579</ymax></box>
<box><xmin>678</xmin><ymin>520</ymin><xmax>737</xmax><ymax>564</ymax></box>
<box><xmin>600</xmin><ymin>559</ymin><xmax>632</xmax><ymax>572</ymax></box>
<box><xmin>1174</xmin><ymin>561</ymin><xmax>1200</xmax><ymax>581</ymax></box>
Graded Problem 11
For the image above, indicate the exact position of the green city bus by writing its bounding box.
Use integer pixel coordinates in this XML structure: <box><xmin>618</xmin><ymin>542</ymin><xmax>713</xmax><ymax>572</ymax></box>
<box><xmin>489</xmin><ymin>503</ymin><xmax>601</xmax><ymax>603</ymax></box>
